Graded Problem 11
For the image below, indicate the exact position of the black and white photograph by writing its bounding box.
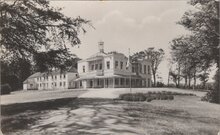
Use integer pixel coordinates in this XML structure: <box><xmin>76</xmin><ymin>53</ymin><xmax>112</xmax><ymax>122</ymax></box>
<box><xmin>0</xmin><ymin>0</ymin><xmax>220</xmax><ymax>134</ymax></box>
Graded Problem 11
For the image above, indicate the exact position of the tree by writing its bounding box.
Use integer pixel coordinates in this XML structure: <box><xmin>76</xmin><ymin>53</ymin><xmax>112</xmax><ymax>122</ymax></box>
<box><xmin>172</xmin><ymin>0</ymin><xmax>219</xmax><ymax>103</ymax></box>
<box><xmin>0</xmin><ymin>0</ymin><xmax>89</xmax><ymax>67</ymax></box>
<box><xmin>198</xmin><ymin>72</ymin><xmax>209</xmax><ymax>89</ymax></box>
<box><xmin>132</xmin><ymin>47</ymin><xmax>165</xmax><ymax>86</ymax></box>
<box><xmin>0</xmin><ymin>0</ymin><xmax>90</xmax><ymax>89</ymax></box>
<box><xmin>170</xmin><ymin>35</ymin><xmax>211</xmax><ymax>89</ymax></box>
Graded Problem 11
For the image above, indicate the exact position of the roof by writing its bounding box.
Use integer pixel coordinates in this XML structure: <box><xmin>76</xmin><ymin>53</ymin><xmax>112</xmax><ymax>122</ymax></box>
<box><xmin>23</xmin><ymin>66</ymin><xmax>78</xmax><ymax>83</ymax></box>
<box><xmin>86</xmin><ymin>52</ymin><xmax>107</xmax><ymax>61</ymax></box>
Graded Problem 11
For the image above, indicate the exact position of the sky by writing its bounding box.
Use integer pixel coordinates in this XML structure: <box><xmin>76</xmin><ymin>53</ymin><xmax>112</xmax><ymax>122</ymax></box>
<box><xmin>51</xmin><ymin>1</ymin><xmax>216</xmax><ymax>83</ymax></box>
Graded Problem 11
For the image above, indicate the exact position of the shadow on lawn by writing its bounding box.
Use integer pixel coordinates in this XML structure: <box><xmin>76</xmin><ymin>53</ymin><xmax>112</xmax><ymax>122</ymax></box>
<box><xmin>1</xmin><ymin>98</ymin><xmax>220</xmax><ymax>135</ymax></box>
<box><xmin>1</xmin><ymin>98</ymin><xmax>140</xmax><ymax>135</ymax></box>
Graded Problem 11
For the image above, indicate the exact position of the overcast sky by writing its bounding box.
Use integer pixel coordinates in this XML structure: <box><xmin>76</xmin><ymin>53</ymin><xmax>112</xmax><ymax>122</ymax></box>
<box><xmin>51</xmin><ymin>1</ymin><xmax>215</xmax><ymax>83</ymax></box>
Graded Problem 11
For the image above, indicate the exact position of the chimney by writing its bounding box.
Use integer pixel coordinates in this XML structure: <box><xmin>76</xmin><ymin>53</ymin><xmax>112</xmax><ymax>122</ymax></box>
<box><xmin>98</xmin><ymin>41</ymin><xmax>104</xmax><ymax>53</ymax></box>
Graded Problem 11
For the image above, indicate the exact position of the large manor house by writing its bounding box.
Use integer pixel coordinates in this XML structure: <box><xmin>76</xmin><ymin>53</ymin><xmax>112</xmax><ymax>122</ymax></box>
<box><xmin>23</xmin><ymin>42</ymin><xmax>152</xmax><ymax>90</ymax></box>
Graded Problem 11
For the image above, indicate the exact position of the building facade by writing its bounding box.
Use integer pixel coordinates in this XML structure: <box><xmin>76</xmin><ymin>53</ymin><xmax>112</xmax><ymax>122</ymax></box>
<box><xmin>76</xmin><ymin>41</ymin><xmax>152</xmax><ymax>89</ymax></box>
<box><xmin>23</xmin><ymin>67</ymin><xmax>78</xmax><ymax>90</ymax></box>
<box><xmin>23</xmin><ymin>42</ymin><xmax>152</xmax><ymax>90</ymax></box>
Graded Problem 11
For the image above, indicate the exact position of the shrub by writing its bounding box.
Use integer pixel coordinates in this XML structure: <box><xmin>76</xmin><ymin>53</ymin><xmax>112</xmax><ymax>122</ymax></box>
<box><xmin>146</xmin><ymin>97</ymin><xmax>153</xmax><ymax>102</ymax></box>
<box><xmin>168</xmin><ymin>95</ymin><xmax>174</xmax><ymax>100</ymax></box>
<box><xmin>119</xmin><ymin>93</ymin><xmax>146</xmax><ymax>101</ymax></box>
<box><xmin>1</xmin><ymin>84</ymin><xmax>11</xmax><ymax>95</ymax></box>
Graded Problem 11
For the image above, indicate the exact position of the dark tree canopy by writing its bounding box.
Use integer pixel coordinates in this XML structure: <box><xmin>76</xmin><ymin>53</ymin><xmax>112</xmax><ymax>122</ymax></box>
<box><xmin>0</xmin><ymin>0</ymin><xmax>89</xmax><ymax>64</ymax></box>
<box><xmin>0</xmin><ymin>0</ymin><xmax>90</xmax><ymax>89</ymax></box>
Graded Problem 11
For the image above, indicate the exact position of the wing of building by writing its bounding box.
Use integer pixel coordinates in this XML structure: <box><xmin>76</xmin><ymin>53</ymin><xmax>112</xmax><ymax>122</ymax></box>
<box><xmin>23</xmin><ymin>41</ymin><xmax>152</xmax><ymax>90</ymax></box>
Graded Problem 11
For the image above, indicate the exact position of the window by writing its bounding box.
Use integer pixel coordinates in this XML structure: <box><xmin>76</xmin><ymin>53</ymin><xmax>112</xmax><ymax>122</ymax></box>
<box><xmin>83</xmin><ymin>66</ymin><xmax>85</xmax><ymax>72</ymax></box>
<box><xmin>97</xmin><ymin>79</ymin><xmax>99</xmax><ymax>85</ymax></box>
<box><xmin>80</xmin><ymin>81</ymin><xmax>82</xmax><ymax>87</ymax></box>
<box><xmin>52</xmin><ymin>75</ymin><xmax>53</xmax><ymax>79</ymax></box>
<box><xmin>115</xmin><ymin>61</ymin><xmax>118</xmax><ymax>69</ymax></box>
<box><xmin>40</xmin><ymin>83</ymin><xmax>41</xmax><ymax>87</ymax></box>
<box><xmin>120</xmin><ymin>62</ymin><xmax>123</xmax><ymax>69</ymax></box>
<box><xmin>60</xmin><ymin>82</ymin><xmax>62</xmax><ymax>86</ymax></box>
<box><xmin>144</xmin><ymin>65</ymin><xmax>147</xmax><ymax>74</ymax></box>
<box><xmin>99</xmin><ymin>64</ymin><xmax>102</xmax><ymax>70</ymax></box>
<box><xmin>63</xmin><ymin>82</ymin><xmax>65</xmax><ymax>87</ymax></box>
<box><xmin>106</xmin><ymin>61</ymin><xmax>110</xmax><ymax>69</ymax></box>
<box><xmin>60</xmin><ymin>74</ymin><xmax>62</xmax><ymax>79</ymax></box>
<box><xmin>126</xmin><ymin>79</ymin><xmax>129</xmax><ymax>85</ymax></box>
<box><xmin>75</xmin><ymin>74</ymin><xmax>78</xmax><ymax>77</ymax></box>
<box><xmin>115</xmin><ymin>78</ymin><xmax>119</xmax><ymax>85</ymax></box>
<box><xmin>148</xmin><ymin>65</ymin><xmax>150</xmax><ymax>74</ymax></box>
<box><xmin>121</xmin><ymin>78</ymin><xmax>124</xmax><ymax>85</ymax></box>
<box><xmin>95</xmin><ymin>64</ymin><xmax>98</xmax><ymax>70</ymax></box>
<box><xmin>140</xmin><ymin>64</ymin><xmax>142</xmax><ymax>73</ymax></box>
<box><xmin>63</xmin><ymin>74</ymin><xmax>66</xmax><ymax>79</ymax></box>
<box><xmin>51</xmin><ymin>82</ymin><xmax>53</xmax><ymax>86</ymax></box>
<box><xmin>54</xmin><ymin>82</ymin><xmax>56</xmax><ymax>87</ymax></box>
<box><xmin>55</xmin><ymin>76</ymin><xmax>57</xmax><ymax>80</ymax></box>
<box><xmin>91</xmin><ymin>65</ymin><xmax>94</xmax><ymax>70</ymax></box>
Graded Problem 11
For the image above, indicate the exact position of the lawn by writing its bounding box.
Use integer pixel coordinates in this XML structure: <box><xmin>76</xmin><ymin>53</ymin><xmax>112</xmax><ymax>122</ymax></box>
<box><xmin>1</xmin><ymin>91</ymin><xmax>220</xmax><ymax>135</ymax></box>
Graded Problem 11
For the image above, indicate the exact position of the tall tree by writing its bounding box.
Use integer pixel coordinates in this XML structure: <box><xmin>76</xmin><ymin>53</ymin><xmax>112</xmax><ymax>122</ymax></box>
<box><xmin>172</xmin><ymin>0</ymin><xmax>219</xmax><ymax>102</ymax></box>
<box><xmin>133</xmin><ymin>47</ymin><xmax>165</xmax><ymax>86</ymax></box>
<box><xmin>0</xmin><ymin>0</ymin><xmax>90</xmax><ymax>88</ymax></box>
<box><xmin>0</xmin><ymin>0</ymin><xmax>89</xmax><ymax>67</ymax></box>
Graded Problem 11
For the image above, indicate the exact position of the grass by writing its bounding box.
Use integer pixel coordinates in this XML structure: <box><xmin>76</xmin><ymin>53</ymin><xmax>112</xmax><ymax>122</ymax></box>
<box><xmin>1</xmin><ymin>90</ymin><xmax>220</xmax><ymax>135</ymax></box>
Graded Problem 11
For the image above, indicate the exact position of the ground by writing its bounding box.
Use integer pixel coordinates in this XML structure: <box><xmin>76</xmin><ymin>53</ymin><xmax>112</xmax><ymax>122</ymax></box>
<box><xmin>1</xmin><ymin>88</ymin><xmax>220</xmax><ymax>135</ymax></box>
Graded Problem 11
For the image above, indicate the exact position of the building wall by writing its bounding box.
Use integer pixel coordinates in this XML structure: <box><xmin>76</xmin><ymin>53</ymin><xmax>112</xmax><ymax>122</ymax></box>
<box><xmin>34</xmin><ymin>72</ymin><xmax>77</xmax><ymax>90</ymax></box>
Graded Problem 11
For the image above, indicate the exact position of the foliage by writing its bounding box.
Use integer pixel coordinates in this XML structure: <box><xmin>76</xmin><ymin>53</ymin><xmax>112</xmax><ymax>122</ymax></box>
<box><xmin>0</xmin><ymin>0</ymin><xmax>89</xmax><ymax>61</ymax></box>
<box><xmin>169</xmin><ymin>0</ymin><xmax>219</xmax><ymax>103</ymax></box>
<box><xmin>201</xmin><ymin>70</ymin><xmax>219</xmax><ymax>103</ymax></box>
<box><xmin>132</xmin><ymin>47</ymin><xmax>165</xmax><ymax>86</ymax></box>
<box><xmin>0</xmin><ymin>84</ymin><xmax>11</xmax><ymax>95</ymax></box>
<box><xmin>1</xmin><ymin>58</ymin><xmax>32</xmax><ymax>90</ymax></box>
<box><xmin>0</xmin><ymin>0</ymin><xmax>89</xmax><ymax>88</ymax></box>
<box><xmin>117</xmin><ymin>91</ymin><xmax>190</xmax><ymax>102</ymax></box>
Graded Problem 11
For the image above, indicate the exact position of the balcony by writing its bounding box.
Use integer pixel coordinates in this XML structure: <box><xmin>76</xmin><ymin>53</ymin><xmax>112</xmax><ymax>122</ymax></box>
<box><xmin>96</xmin><ymin>70</ymin><xmax>104</xmax><ymax>76</ymax></box>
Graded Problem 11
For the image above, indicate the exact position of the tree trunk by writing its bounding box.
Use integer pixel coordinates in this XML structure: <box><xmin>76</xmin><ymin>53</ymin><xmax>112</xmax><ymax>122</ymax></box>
<box><xmin>153</xmin><ymin>73</ymin><xmax>156</xmax><ymax>87</ymax></box>
<box><xmin>193</xmin><ymin>71</ymin><xmax>196</xmax><ymax>90</ymax></box>
<box><xmin>177</xmin><ymin>65</ymin><xmax>181</xmax><ymax>88</ymax></box>
<box><xmin>184</xmin><ymin>76</ymin><xmax>187</xmax><ymax>89</ymax></box>
<box><xmin>188</xmin><ymin>75</ymin><xmax>191</xmax><ymax>88</ymax></box>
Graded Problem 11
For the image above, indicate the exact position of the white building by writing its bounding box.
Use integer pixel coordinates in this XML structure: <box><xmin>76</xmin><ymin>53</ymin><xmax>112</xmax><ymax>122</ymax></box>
<box><xmin>76</xmin><ymin>41</ymin><xmax>152</xmax><ymax>89</ymax></box>
<box><xmin>23</xmin><ymin>42</ymin><xmax>152</xmax><ymax>90</ymax></box>
<box><xmin>23</xmin><ymin>67</ymin><xmax>78</xmax><ymax>90</ymax></box>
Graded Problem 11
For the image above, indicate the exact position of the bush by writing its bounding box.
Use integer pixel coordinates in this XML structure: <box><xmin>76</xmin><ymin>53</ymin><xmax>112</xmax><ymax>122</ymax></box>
<box><xmin>119</xmin><ymin>93</ymin><xmax>146</xmax><ymax>102</ymax></box>
<box><xmin>202</xmin><ymin>71</ymin><xmax>219</xmax><ymax>104</ymax></box>
<box><xmin>1</xmin><ymin>84</ymin><xmax>11</xmax><ymax>95</ymax></box>
<box><xmin>168</xmin><ymin>95</ymin><xmax>174</xmax><ymax>100</ymax></box>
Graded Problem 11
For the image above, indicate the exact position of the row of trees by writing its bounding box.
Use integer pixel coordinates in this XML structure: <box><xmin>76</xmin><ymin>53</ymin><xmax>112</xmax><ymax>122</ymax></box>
<box><xmin>0</xmin><ymin>0</ymin><xmax>87</xmax><ymax>90</ymax></box>
<box><xmin>169</xmin><ymin>0</ymin><xmax>219</xmax><ymax>103</ymax></box>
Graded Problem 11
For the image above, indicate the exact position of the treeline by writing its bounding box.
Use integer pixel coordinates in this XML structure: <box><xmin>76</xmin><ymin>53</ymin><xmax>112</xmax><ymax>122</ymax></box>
<box><xmin>169</xmin><ymin>0</ymin><xmax>219</xmax><ymax>103</ymax></box>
